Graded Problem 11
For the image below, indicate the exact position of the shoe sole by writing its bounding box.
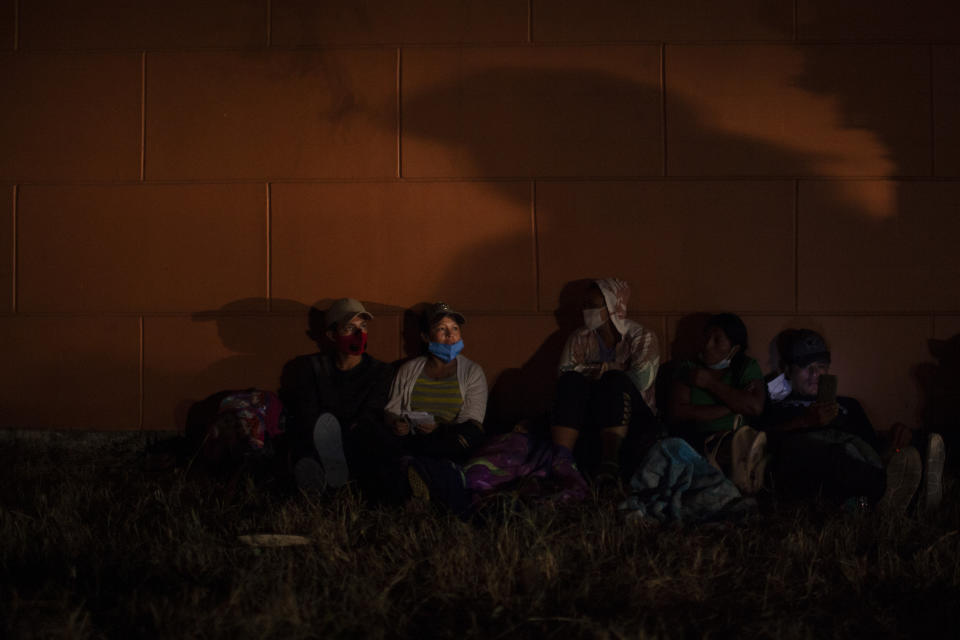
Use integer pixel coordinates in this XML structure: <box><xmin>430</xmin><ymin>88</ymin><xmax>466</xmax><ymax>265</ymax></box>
<box><xmin>745</xmin><ymin>431</ymin><xmax>768</xmax><ymax>494</ymax></box>
<box><xmin>730</xmin><ymin>427</ymin><xmax>749</xmax><ymax>491</ymax></box>
<box><xmin>921</xmin><ymin>433</ymin><xmax>946</xmax><ymax>513</ymax></box>
<box><xmin>408</xmin><ymin>465</ymin><xmax>431</xmax><ymax>503</ymax></box>
<box><xmin>879</xmin><ymin>446</ymin><xmax>922</xmax><ymax>515</ymax></box>
<box><xmin>313</xmin><ymin>413</ymin><xmax>349</xmax><ymax>488</ymax></box>
<box><xmin>732</xmin><ymin>426</ymin><xmax>765</xmax><ymax>494</ymax></box>
<box><xmin>292</xmin><ymin>457</ymin><xmax>325</xmax><ymax>492</ymax></box>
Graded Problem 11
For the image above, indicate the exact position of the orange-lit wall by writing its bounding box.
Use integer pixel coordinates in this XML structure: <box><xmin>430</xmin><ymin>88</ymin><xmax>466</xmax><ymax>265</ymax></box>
<box><xmin>2</xmin><ymin>1</ymin><xmax>959</xmax><ymax>433</ymax></box>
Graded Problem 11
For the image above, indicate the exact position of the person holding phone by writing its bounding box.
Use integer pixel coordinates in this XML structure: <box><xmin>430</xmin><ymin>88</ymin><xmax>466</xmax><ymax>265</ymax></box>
<box><xmin>762</xmin><ymin>329</ymin><xmax>944</xmax><ymax>513</ymax></box>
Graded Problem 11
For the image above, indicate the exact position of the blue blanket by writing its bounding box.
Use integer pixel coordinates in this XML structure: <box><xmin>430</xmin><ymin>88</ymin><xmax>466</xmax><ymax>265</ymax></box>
<box><xmin>619</xmin><ymin>438</ymin><xmax>756</xmax><ymax>524</ymax></box>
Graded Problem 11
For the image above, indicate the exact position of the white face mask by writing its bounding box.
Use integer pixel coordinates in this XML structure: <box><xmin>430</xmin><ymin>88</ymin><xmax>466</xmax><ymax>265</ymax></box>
<box><xmin>583</xmin><ymin>308</ymin><xmax>607</xmax><ymax>330</ymax></box>
<box><xmin>701</xmin><ymin>347</ymin><xmax>737</xmax><ymax>370</ymax></box>
<box><xmin>706</xmin><ymin>356</ymin><xmax>732</xmax><ymax>370</ymax></box>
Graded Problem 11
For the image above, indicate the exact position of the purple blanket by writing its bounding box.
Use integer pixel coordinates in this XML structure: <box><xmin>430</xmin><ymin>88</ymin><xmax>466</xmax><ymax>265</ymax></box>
<box><xmin>463</xmin><ymin>432</ymin><xmax>590</xmax><ymax>503</ymax></box>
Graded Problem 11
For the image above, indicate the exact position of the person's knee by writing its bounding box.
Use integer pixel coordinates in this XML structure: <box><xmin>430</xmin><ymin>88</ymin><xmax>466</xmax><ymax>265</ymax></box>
<box><xmin>598</xmin><ymin>369</ymin><xmax>631</xmax><ymax>390</ymax></box>
<box><xmin>556</xmin><ymin>370</ymin><xmax>589</xmax><ymax>394</ymax></box>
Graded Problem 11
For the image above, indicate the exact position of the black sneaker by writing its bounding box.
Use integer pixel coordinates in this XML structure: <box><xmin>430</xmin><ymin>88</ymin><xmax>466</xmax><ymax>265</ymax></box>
<box><xmin>593</xmin><ymin>460</ymin><xmax>623</xmax><ymax>497</ymax></box>
<box><xmin>292</xmin><ymin>456</ymin><xmax>326</xmax><ymax>492</ymax></box>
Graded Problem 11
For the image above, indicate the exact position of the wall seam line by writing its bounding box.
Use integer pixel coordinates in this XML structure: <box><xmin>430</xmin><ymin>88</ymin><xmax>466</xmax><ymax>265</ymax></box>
<box><xmin>11</xmin><ymin>184</ymin><xmax>17</xmax><ymax>312</ymax></box>
<box><xmin>7</xmin><ymin>176</ymin><xmax>942</xmax><ymax>187</ymax></box>
<box><xmin>266</xmin><ymin>0</ymin><xmax>272</xmax><ymax>47</ymax></box>
<box><xmin>659</xmin><ymin>316</ymin><xmax>668</xmax><ymax>362</ymax></box>
<box><xmin>139</xmin><ymin>51</ymin><xmax>146</xmax><ymax>182</ymax></box>
<box><xmin>12</xmin><ymin>0</ymin><xmax>18</xmax><ymax>50</ymax></box>
<box><xmin>930</xmin><ymin>44</ymin><xmax>936</xmax><ymax>177</ymax></box>
<box><xmin>266</xmin><ymin>182</ymin><xmax>272</xmax><ymax>311</ymax></box>
<box><xmin>793</xmin><ymin>179</ymin><xmax>800</xmax><ymax>313</ymax></box>
<box><xmin>660</xmin><ymin>43</ymin><xmax>667</xmax><ymax>177</ymax></box>
<box><xmin>396</xmin><ymin>47</ymin><xmax>402</xmax><ymax>178</ymax></box>
<box><xmin>531</xmin><ymin>180</ymin><xmax>539</xmax><ymax>312</ymax></box>
<box><xmin>138</xmin><ymin>315</ymin><xmax>144</xmax><ymax>430</ymax></box>
<box><xmin>527</xmin><ymin>0</ymin><xmax>533</xmax><ymax>43</ymax></box>
<box><xmin>792</xmin><ymin>0</ymin><xmax>798</xmax><ymax>41</ymax></box>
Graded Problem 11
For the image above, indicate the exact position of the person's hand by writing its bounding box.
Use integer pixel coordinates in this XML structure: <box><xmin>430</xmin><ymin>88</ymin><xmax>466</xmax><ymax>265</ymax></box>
<box><xmin>889</xmin><ymin>422</ymin><xmax>914</xmax><ymax>450</ymax></box>
<box><xmin>578</xmin><ymin>364</ymin><xmax>604</xmax><ymax>380</ymax></box>
<box><xmin>805</xmin><ymin>401</ymin><xmax>838</xmax><ymax>428</ymax></box>
<box><xmin>418</xmin><ymin>422</ymin><xmax>439</xmax><ymax>434</ymax></box>
<box><xmin>391</xmin><ymin>419</ymin><xmax>410</xmax><ymax>437</ymax></box>
<box><xmin>689</xmin><ymin>367</ymin><xmax>721</xmax><ymax>390</ymax></box>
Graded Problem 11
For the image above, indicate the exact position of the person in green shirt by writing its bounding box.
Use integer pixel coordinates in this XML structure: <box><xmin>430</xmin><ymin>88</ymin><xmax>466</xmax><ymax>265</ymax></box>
<box><xmin>668</xmin><ymin>313</ymin><xmax>767</xmax><ymax>493</ymax></box>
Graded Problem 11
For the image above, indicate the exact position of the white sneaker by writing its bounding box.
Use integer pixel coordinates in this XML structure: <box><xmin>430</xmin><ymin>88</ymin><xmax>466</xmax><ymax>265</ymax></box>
<box><xmin>920</xmin><ymin>433</ymin><xmax>946</xmax><ymax>513</ymax></box>
<box><xmin>313</xmin><ymin>413</ymin><xmax>349</xmax><ymax>488</ymax></box>
<box><xmin>879</xmin><ymin>446</ymin><xmax>922</xmax><ymax>515</ymax></box>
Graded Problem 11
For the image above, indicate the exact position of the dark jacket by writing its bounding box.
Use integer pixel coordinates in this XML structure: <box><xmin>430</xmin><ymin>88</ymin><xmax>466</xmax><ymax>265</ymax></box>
<box><xmin>279</xmin><ymin>352</ymin><xmax>394</xmax><ymax>461</ymax></box>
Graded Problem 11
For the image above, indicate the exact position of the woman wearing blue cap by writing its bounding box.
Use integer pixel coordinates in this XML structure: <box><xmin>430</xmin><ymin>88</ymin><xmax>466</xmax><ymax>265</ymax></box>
<box><xmin>383</xmin><ymin>303</ymin><xmax>487</xmax><ymax>511</ymax></box>
<box><xmin>385</xmin><ymin>302</ymin><xmax>487</xmax><ymax>457</ymax></box>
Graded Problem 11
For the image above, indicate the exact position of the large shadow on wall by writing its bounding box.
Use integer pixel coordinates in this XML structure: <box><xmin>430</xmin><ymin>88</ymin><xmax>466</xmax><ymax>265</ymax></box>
<box><xmin>172</xmin><ymin>298</ymin><xmax>310</xmax><ymax>434</ymax></box>
<box><xmin>163</xmin><ymin>42</ymin><xmax>925</xmax><ymax>434</ymax></box>
<box><xmin>238</xmin><ymin>47</ymin><xmax>917</xmax><ymax>430</ymax></box>
<box><xmin>395</xmin><ymin>60</ymin><xmax>914</xmax><ymax>424</ymax></box>
<box><xmin>397</xmin><ymin>63</ymin><xmax>916</xmax><ymax>291</ymax></box>
<box><xmin>482</xmin><ymin>279</ymin><xmax>595</xmax><ymax>435</ymax></box>
<box><xmin>176</xmin><ymin>296</ymin><xmax>407</xmax><ymax>435</ymax></box>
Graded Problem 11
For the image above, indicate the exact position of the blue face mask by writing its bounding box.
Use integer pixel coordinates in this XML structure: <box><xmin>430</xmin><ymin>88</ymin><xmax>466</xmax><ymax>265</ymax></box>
<box><xmin>429</xmin><ymin>339</ymin><xmax>464</xmax><ymax>363</ymax></box>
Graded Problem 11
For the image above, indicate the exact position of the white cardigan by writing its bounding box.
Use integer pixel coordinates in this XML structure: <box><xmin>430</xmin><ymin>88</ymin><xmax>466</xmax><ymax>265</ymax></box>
<box><xmin>384</xmin><ymin>354</ymin><xmax>488</xmax><ymax>424</ymax></box>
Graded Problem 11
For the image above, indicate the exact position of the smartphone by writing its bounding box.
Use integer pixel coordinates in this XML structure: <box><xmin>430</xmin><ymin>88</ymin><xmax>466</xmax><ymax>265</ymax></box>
<box><xmin>817</xmin><ymin>374</ymin><xmax>838</xmax><ymax>404</ymax></box>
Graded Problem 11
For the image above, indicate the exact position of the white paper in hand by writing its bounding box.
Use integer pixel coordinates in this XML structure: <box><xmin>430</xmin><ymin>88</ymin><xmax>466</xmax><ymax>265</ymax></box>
<box><xmin>402</xmin><ymin>411</ymin><xmax>434</xmax><ymax>434</ymax></box>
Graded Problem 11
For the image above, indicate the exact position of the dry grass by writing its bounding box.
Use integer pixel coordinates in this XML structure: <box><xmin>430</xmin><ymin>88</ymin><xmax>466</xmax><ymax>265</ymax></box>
<box><xmin>1</xmin><ymin>433</ymin><xmax>959</xmax><ymax>639</ymax></box>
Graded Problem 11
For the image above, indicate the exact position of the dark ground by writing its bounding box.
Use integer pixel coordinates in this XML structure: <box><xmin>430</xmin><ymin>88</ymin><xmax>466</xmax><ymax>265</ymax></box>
<box><xmin>1</xmin><ymin>430</ymin><xmax>959</xmax><ymax>639</ymax></box>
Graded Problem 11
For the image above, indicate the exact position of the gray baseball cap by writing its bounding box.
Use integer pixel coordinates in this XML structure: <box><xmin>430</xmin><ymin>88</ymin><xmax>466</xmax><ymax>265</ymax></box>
<box><xmin>325</xmin><ymin>298</ymin><xmax>373</xmax><ymax>329</ymax></box>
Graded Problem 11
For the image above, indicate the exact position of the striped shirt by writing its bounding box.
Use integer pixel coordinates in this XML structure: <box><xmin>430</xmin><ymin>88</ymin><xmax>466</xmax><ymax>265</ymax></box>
<box><xmin>410</xmin><ymin>374</ymin><xmax>462</xmax><ymax>423</ymax></box>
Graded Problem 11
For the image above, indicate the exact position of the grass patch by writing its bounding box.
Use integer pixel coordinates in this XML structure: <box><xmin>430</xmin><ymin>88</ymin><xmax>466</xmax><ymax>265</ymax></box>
<box><xmin>2</xmin><ymin>434</ymin><xmax>959</xmax><ymax>638</ymax></box>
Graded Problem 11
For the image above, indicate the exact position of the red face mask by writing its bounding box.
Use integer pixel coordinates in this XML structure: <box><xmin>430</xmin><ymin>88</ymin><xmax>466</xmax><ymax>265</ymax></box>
<box><xmin>336</xmin><ymin>330</ymin><xmax>368</xmax><ymax>355</ymax></box>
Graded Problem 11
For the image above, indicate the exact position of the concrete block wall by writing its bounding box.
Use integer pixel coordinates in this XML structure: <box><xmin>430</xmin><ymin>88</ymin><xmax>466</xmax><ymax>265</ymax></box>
<box><xmin>2</xmin><ymin>0</ymin><xmax>959</xmax><ymax>433</ymax></box>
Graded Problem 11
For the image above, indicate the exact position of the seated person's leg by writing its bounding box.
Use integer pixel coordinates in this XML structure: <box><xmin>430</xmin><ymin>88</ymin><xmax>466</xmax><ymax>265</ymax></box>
<box><xmin>293</xmin><ymin>412</ymin><xmax>350</xmax><ymax>491</ymax></box>
<box><xmin>594</xmin><ymin>370</ymin><xmax>657</xmax><ymax>476</ymax></box>
<box><xmin>551</xmin><ymin>371</ymin><xmax>592</xmax><ymax>451</ymax></box>
<box><xmin>827</xmin><ymin>440</ymin><xmax>885</xmax><ymax>504</ymax></box>
<box><xmin>774</xmin><ymin>430</ymin><xmax>885</xmax><ymax>503</ymax></box>
<box><xmin>771</xmin><ymin>431</ymin><xmax>837</xmax><ymax>499</ymax></box>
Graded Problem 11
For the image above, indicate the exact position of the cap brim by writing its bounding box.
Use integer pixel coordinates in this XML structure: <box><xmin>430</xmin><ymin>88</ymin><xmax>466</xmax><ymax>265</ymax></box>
<box><xmin>346</xmin><ymin>311</ymin><xmax>373</xmax><ymax>324</ymax></box>
<box><xmin>794</xmin><ymin>352</ymin><xmax>830</xmax><ymax>367</ymax></box>
<box><xmin>331</xmin><ymin>310</ymin><xmax>373</xmax><ymax>329</ymax></box>
<box><xmin>430</xmin><ymin>312</ymin><xmax>465</xmax><ymax>326</ymax></box>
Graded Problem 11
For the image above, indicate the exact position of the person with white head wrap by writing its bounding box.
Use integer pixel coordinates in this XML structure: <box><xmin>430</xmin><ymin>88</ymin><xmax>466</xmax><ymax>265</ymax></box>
<box><xmin>552</xmin><ymin>278</ymin><xmax>661</xmax><ymax>482</ymax></box>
